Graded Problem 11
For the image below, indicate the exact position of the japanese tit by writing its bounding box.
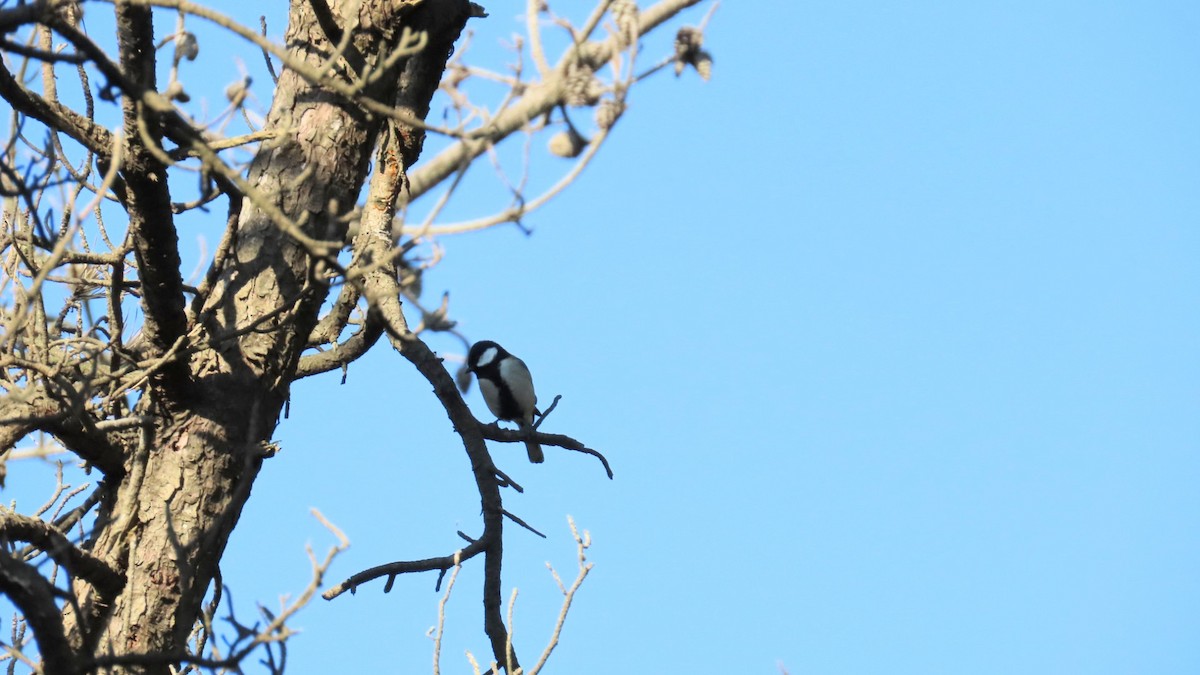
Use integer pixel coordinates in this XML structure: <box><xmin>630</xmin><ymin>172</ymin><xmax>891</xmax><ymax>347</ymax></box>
<box><xmin>466</xmin><ymin>340</ymin><xmax>544</xmax><ymax>463</ymax></box>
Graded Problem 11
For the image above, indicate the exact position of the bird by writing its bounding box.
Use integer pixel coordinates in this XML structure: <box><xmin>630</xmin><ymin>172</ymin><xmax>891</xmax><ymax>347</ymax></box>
<box><xmin>466</xmin><ymin>340</ymin><xmax>544</xmax><ymax>463</ymax></box>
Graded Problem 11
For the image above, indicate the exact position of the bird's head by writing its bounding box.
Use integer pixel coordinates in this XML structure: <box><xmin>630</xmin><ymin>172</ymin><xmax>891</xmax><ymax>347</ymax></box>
<box><xmin>466</xmin><ymin>340</ymin><xmax>505</xmax><ymax>373</ymax></box>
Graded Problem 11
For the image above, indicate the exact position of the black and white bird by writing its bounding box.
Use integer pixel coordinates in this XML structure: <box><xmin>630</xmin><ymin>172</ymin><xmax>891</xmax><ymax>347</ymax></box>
<box><xmin>466</xmin><ymin>340</ymin><xmax>544</xmax><ymax>463</ymax></box>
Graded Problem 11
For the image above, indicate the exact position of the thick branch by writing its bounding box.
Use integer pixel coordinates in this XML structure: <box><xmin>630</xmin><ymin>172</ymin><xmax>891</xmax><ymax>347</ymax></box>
<box><xmin>0</xmin><ymin>400</ymin><xmax>38</xmax><ymax>454</ymax></box>
<box><xmin>47</xmin><ymin>414</ymin><xmax>127</xmax><ymax>477</ymax></box>
<box><xmin>70</xmin><ymin>2</ymin><xmax>474</xmax><ymax>669</ymax></box>
<box><xmin>321</xmin><ymin>6</ymin><xmax>516</xmax><ymax>662</ymax></box>
<box><xmin>335</xmin><ymin>322</ymin><xmax>517</xmax><ymax>668</ymax></box>
<box><xmin>194</xmin><ymin>0</ymin><xmax>433</xmax><ymax>391</ymax></box>
<box><xmin>307</xmin><ymin>282</ymin><xmax>362</xmax><ymax>347</ymax></box>
<box><xmin>0</xmin><ymin>508</ymin><xmax>125</xmax><ymax>600</ymax></box>
<box><xmin>0</xmin><ymin>388</ymin><xmax>124</xmax><ymax>475</ymax></box>
<box><xmin>0</xmin><ymin>2</ymin><xmax>54</xmax><ymax>33</ymax></box>
<box><xmin>0</xmin><ymin>60</ymin><xmax>114</xmax><ymax>157</ymax></box>
<box><xmin>294</xmin><ymin>0</ymin><xmax>473</xmax><ymax>376</ymax></box>
<box><xmin>111</xmin><ymin>3</ymin><xmax>192</xmax><ymax>393</ymax></box>
<box><xmin>294</xmin><ymin>312</ymin><xmax>384</xmax><ymax>379</ymax></box>
<box><xmin>0</xmin><ymin>552</ymin><xmax>81</xmax><ymax>675</ymax></box>
<box><xmin>20</xmin><ymin>6</ymin><xmax>193</xmax><ymax>391</ymax></box>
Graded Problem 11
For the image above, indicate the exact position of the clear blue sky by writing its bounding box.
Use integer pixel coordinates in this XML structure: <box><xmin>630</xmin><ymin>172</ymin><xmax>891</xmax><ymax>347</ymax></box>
<box><xmin>4</xmin><ymin>2</ymin><xmax>1199</xmax><ymax>673</ymax></box>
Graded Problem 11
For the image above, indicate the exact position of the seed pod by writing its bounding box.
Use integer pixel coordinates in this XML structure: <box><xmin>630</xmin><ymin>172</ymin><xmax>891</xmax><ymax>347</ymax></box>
<box><xmin>548</xmin><ymin>128</ymin><xmax>588</xmax><ymax>158</ymax></box>
<box><xmin>595</xmin><ymin>99</ymin><xmax>625</xmax><ymax>130</ymax></box>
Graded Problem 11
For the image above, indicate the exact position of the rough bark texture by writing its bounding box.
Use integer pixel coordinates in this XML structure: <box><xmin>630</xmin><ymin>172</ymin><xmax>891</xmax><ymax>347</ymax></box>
<box><xmin>54</xmin><ymin>2</ymin><xmax>473</xmax><ymax>670</ymax></box>
<box><xmin>2</xmin><ymin>0</ymin><xmax>704</xmax><ymax>670</ymax></box>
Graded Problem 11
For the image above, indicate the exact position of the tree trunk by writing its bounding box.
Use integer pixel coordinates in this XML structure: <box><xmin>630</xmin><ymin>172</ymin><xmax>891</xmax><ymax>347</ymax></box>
<box><xmin>61</xmin><ymin>1</ymin><xmax>472</xmax><ymax>670</ymax></box>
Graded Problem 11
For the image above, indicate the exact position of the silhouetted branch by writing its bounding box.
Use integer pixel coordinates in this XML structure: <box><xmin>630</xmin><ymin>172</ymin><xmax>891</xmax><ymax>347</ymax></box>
<box><xmin>480</xmin><ymin>422</ymin><xmax>614</xmax><ymax>479</ymax></box>
<box><xmin>0</xmin><ymin>508</ymin><xmax>125</xmax><ymax>600</ymax></box>
<box><xmin>0</xmin><ymin>58</ymin><xmax>114</xmax><ymax>156</ymax></box>
<box><xmin>503</xmin><ymin>510</ymin><xmax>546</xmax><ymax>539</ymax></box>
<box><xmin>323</xmin><ymin>536</ymin><xmax>491</xmax><ymax>600</ymax></box>
<box><xmin>0</xmin><ymin>0</ymin><xmax>708</xmax><ymax>670</ymax></box>
<box><xmin>0</xmin><ymin>552</ymin><xmax>80</xmax><ymax>675</ymax></box>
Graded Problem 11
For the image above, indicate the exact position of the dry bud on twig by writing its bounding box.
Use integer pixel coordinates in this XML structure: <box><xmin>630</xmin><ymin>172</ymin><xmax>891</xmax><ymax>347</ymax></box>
<box><xmin>564</xmin><ymin>63</ymin><xmax>605</xmax><ymax>107</ymax></box>
<box><xmin>612</xmin><ymin>0</ymin><xmax>639</xmax><ymax>47</ymax></box>
<box><xmin>673</xmin><ymin>24</ymin><xmax>714</xmax><ymax>80</ymax></box>
<box><xmin>594</xmin><ymin>98</ymin><xmax>625</xmax><ymax>130</ymax></box>
<box><xmin>548</xmin><ymin>127</ymin><xmax>588</xmax><ymax>158</ymax></box>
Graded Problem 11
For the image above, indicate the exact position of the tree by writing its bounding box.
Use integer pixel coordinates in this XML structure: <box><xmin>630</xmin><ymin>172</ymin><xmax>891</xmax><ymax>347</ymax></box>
<box><xmin>0</xmin><ymin>0</ymin><xmax>713</xmax><ymax>672</ymax></box>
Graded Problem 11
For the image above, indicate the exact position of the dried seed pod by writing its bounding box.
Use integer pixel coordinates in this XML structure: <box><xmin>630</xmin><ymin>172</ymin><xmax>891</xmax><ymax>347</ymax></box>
<box><xmin>174</xmin><ymin>31</ymin><xmax>199</xmax><ymax>63</ymax></box>
<box><xmin>595</xmin><ymin>98</ymin><xmax>625</xmax><ymax>130</ymax></box>
<box><xmin>564</xmin><ymin>64</ymin><xmax>605</xmax><ymax>107</ymax></box>
<box><xmin>695</xmin><ymin>50</ymin><xmax>713</xmax><ymax>81</ymax></box>
<box><xmin>611</xmin><ymin>0</ymin><xmax>639</xmax><ymax>46</ymax></box>
<box><xmin>548</xmin><ymin>128</ymin><xmax>588</xmax><ymax>158</ymax></box>
<box><xmin>673</xmin><ymin>26</ymin><xmax>704</xmax><ymax>78</ymax></box>
<box><xmin>672</xmin><ymin>26</ymin><xmax>714</xmax><ymax>80</ymax></box>
<box><xmin>674</xmin><ymin>26</ymin><xmax>702</xmax><ymax>58</ymax></box>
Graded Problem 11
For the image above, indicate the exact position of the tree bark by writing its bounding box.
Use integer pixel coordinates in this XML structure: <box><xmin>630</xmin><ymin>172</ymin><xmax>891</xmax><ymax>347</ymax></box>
<box><xmin>60</xmin><ymin>2</ymin><xmax>473</xmax><ymax>670</ymax></box>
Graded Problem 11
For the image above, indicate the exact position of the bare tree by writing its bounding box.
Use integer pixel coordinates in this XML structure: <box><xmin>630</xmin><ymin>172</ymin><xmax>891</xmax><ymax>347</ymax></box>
<box><xmin>0</xmin><ymin>0</ymin><xmax>713</xmax><ymax>672</ymax></box>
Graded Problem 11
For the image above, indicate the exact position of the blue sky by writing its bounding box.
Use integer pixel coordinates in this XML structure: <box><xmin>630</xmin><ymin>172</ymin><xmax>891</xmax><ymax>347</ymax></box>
<box><xmin>4</xmin><ymin>1</ymin><xmax>1199</xmax><ymax>673</ymax></box>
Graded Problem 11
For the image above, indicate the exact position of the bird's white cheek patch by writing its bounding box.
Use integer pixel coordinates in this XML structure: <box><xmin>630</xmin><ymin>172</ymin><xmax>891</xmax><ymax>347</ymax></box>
<box><xmin>475</xmin><ymin>346</ymin><xmax>498</xmax><ymax>368</ymax></box>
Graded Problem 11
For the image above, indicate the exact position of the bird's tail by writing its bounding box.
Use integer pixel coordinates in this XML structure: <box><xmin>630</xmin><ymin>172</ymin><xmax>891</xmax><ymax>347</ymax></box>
<box><xmin>525</xmin><ymin>439</ymin><xmax>544</xmax><ymax>464</ymax></box>
<box><xmin>520</xmin><ymin>419</ymin><xmax>544</xmax><ymax>463</ymax></box>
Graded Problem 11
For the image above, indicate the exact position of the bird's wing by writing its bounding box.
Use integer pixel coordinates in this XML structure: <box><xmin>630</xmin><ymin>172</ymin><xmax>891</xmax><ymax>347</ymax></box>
<box><xmin>500</xmin><ymin>356</ymin><xmax>538</xmax><ymax>422</ymax></box>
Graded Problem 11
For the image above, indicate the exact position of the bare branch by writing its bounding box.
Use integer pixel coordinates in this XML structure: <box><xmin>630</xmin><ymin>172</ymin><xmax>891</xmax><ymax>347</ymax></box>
<box><xmin>294</xmin><ymin>312</ymin><xmax>385</xmax><ymax>380</ymax></box>
<box><xmin>406</xmin><ymin>0</ymin><xmax>704</xmax><ymax>201</ymax></box>
<box><xmin>0</xmin><ymin>0</ymin><xmax>708</xmax><ymax>671</ymax></box>
<box><xmin>0</xmin><ymin>388</ymin><xmax>124</xmax><ymax>476</ymax></box>
<box><xmin>323</xmin><ymin>536</ymin><xmax>489</xmax><ymax>600</ymax></box>
<box><xmin>526</xmin><ymin>517</ymin><xmax>594</xmax><ymax>675</ymax></box>
<box><xmin>526</xmin><ymin>0</ymin><xmax>552</xmax><ymax>77</ymax></box>
<box><xmin>106</xmin><ymin>0</ymin><xmax>462</xmax><ymax>137</ymax></box>
<box><xmin>325</xmin><ymin>90</ymin><xmax>518</xmax><ymax>656</ymax></box>
<box><xmin>502</xmin><ymin>510</ymin><xmax>546</xmax><ymax>539</ymax></box>
<box><xmin>0</xmin><ymin>508</ymin><xmax>125</xmax><ymax>600</ymax></box>
<box><xmin>0</xmin><ymin>59</ymin><xmax>114</xmax><ymax>157</ymax></box>
<box><xmin>42</xmin><ymin>10</ymin><xmax>195</xmax><ymax>390</ymax></box>
<box><xmin>0</xmin><ymin>552</ymin><xmax>80</xmax><ymax>675</ymax></box>
<box><xmin>404</xmin><ymin>126</ymin><xmax>612</xmax><ymax>237</ymax></box>
<box><xmin>480</xmin><ymin>419</ymin><xmax>614</xmax><ymax>479</ymax></box>
<box><xmin>431</xmin><ymin>551</ymin><xmax>462</xmax><ymax>675</ymax></box>
<box><xmin>307</xmin><ymin>282</ymin><xmax>363</xmax><ymax>348</ymax></box>
<box><xmin>89</xmin><ymin>508</ymin><xmax>347</xmax><ymax>673</ymax></box>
